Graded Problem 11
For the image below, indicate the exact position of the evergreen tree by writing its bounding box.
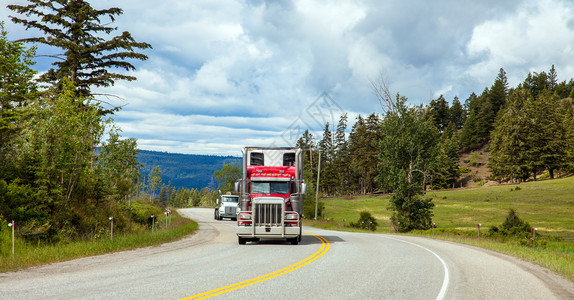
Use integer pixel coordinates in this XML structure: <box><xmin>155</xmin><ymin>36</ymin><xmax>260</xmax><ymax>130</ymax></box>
<box><xmin>490</xmin><ymin>68</ymin><xmax>509</xmax><ymax>114</ymax></box>
<box><xmin>0</xmin><ymin>23</ymin><xmax>38</xmax><ymax>179</ymax></box>
<box><xmin>8</xmin><ymin>0</ymin><xmax>152</xmax><ymax>101</ymax></box>
<box><xmin>431</xmin><ymin>122</ymin><xmax>460</xmax><ymax>189</ymax></box>
<box><xmin>333</xmin><ymin>113</ymin><xmax>349</xmax><ymax>195</ymax></box>
<box><xmin>449</xmin><ymin>96</ymin><xmax>465</xmax><ymax>129</ymax></box>
<box><xmin>428</xmin><ymin>94</ymin><xmax>449</xmax><ymax>132</ymax></box>
<box><xmin>489</xmin><ymin>88</ymin><xmax>572</xmax><ymax>181</ymax></box>
<box><xmin>318</xmin><ymin>123</ymin><xmax>335</xmax><ymax>195</ymax></box>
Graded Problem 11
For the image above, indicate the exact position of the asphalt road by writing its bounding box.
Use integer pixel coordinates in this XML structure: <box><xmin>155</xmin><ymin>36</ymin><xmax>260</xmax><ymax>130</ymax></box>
<box><xmin>0</xmin><ymin>208</ymin><xmax>572</xmax><ymax>299</ymax></box>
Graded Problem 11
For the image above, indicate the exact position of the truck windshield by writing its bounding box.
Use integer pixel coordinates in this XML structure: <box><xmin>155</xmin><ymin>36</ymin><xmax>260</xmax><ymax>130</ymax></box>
<box><xmin>222</xmin><ymin>196</ymin><xmax>238</xmax><ymax>203</ymax></box>
<box><xmin>252</xmin><ymin>181</ymin><xmax>289</xmax><ymax>194</ymax></box>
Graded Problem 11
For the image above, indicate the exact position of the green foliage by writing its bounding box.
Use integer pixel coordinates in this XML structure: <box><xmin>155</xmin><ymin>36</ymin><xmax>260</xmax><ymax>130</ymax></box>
<box><xmin>213</xmin><ymin>164</ymin><xmax>242</xmax><ymax>194</ymax></box>
<box><xmin>376</xmin><ymin>95</ymin><xmax>438</xmax><ymax>232</ymax></box>
<box><xmin>0</xmin><ymin>215</ymin><xmax>10</xmax><ymax>257</ymax></box>
<box><xmin>468</xmin><ymin>151</ymin><xmax>482</xmax><ymax>167</ymax></box>
<box><xmin>97</xmin><ymin>128</ymin><xmax>141</xmax><ymax>201</ymax></box>
<box><xmin>489</xmin><ymin>88</ymin><xmax>573</xmax><ymax>182</ymax></box>
<box><xmin>303</xmin><ymin>198</ymin><xmax>324</xmax><ymax>220</ymax></box>
<box><xmin>0</xmin><ymin>22</ymin><xmax>37</xmax><ymax>179</ymax></box>
<box><xmin>501</xmin><ymin>209</ymin><xmax>531</xmax><ymax>236</ymax></box>
<box><xmin>349</xmin><ymin>211</ymin><xmax>378</xmax><ymax>231</ymax></box>
<box><xmin>431</xmin><ymin>123</ymin><xmax>461</xmax><ymax>189</ymax></box>
<box><xmin>128</xmin><ymin>199</ymin><xmax>164</xmax><ymax>226</ymax></box>
<box><xmin>8</xmin><ymin>1</ymin><xmax>152</xmax><ymax>100</ymax></box>
<box><xmin>388</xmin><ymin>194</ymin><xmax>434</xmax><ymax>232</ymax></box>
<box><xmin>147</xmin><ymin>166</ymin><xmax>162</xmax><ymax>199</ymax></box>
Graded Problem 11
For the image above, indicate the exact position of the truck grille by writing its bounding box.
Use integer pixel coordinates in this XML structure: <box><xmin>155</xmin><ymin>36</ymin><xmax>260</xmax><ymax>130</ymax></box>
<box><xmin>254</xmin><ymin>203</ymin><xmax>282</xmax><ymax>226</ymax></box>
<box><xmin>225</xmin><ymin>207</ymin><xmax>237</xmax><ymax>215</ymax></box>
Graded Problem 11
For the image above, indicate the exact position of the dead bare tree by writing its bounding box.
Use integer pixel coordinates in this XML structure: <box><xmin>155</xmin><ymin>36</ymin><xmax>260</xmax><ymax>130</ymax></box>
<box><xmin>369</xmin><ymin>71</ymin><xmax>397</xmax><ymax>115</ymax></box>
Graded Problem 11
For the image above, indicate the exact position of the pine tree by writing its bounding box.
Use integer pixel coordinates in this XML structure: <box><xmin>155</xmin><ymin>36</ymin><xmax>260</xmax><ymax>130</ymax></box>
<box><xmin>449</xmin><ymin>96</ymin><xmax>465</xmax><ymax>129</ymax></box>
<box><xmin>333</xmin><ymin>113</ymin><xmax>349</xmax><ymax>195</ymax></box>
<box><xmin>490</xmin><ymin>68</ymin><xmax>509</xmax><ymax>114</ymax></box>
<box><xmin>489</xmin><ymin>88</ymin><xmax>572</xmax><ymax>181</ymax></box>
<box><xmin>8</xmin><ymin>0</ymin><xmax>152</xmax><ymax>102</ymax></box>
<box><xmin>428</xmin><ymin>95</ymin><xmax>449</xmax><ymax>132</ymax></box>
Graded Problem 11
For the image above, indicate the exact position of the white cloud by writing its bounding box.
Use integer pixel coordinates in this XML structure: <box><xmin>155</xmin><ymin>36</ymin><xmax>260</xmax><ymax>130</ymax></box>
<box><xmin>3</xmin><ymin>0</ymin><xmax>574</xmax><ymax>155</ymax></box>
<box><xmin>466</xmin><ymin>0</ymin><xmax>574</xmax><ymax>86</ymax></box>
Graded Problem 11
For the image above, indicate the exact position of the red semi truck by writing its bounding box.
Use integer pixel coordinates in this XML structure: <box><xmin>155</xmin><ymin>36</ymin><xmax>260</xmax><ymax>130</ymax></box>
<box><xmin>235</xmin><ymin>147</ymin><xmax>306</xmax><ymax>245</ymax></box>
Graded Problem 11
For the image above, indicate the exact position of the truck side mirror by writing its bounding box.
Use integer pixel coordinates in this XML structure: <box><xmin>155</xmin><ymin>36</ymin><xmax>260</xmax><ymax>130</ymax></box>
<box><xmin>301</xmin><ymin>182</ymin><xmax>307</xmax><ymax>195</ymax></box>
<box><xmin>216</xmin><ymin>198</ymin><xmax>219</xmax><ymax>204</ymax></box>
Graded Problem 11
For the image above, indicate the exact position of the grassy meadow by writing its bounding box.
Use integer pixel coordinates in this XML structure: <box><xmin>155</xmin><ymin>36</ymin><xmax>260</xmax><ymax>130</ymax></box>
<box><xmin>304</xmin><ymin>176</ymin><xmax>574</xmax><ymax>281</ymax></box>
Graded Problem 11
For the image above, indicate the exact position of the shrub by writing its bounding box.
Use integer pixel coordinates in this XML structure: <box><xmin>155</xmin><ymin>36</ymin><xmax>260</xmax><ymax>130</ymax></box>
<box><xmin>501</xmin><ymin>208</ymin><xmax>531</xmax><ymax>236</ymax></box>
<box><xmin>388</xmin><ymin>194</ymin><xmax>434</xmax><ymax>232</ymax></box>
<box><xmin>469</xmin><ymin>151</ymin><xmax>482</xmax><ymax>167</ymax></box>
<box><xmin>128</xmin><ymin>199</ymin><xmax>164</xmax><ymax>226</ymax></box>
<box><xmin>349</xmin><ymin>211</ymin><xmax>378</xmax><ymax>231</ymax></box>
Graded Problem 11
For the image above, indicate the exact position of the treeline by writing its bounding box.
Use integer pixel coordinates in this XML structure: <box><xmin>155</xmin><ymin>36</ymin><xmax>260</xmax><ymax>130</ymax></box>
<box><xmin>298</xmin><ymin>66</ymin><xmax>574</xmax><ymax>197</ymax></box>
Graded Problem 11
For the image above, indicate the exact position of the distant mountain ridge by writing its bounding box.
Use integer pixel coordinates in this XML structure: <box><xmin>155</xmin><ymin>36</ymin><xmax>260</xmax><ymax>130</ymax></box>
<box><xmin>137</xmin><ymin>150</ymin><xmax>241</xmax><ymax>190</ymax></box>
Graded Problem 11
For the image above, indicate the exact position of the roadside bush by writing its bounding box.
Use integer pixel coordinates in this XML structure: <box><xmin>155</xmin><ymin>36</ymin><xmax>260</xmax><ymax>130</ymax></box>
<box><xmin>349</xmin><ymin>211</ymin><xmax>378</xmax><ymax>231</ymax></box>
<box><xmin>303</xmin><ymin>199</ymin><xmax>324</xmax><ymax>220</ymax></box>
<box><xmin>501</xmin><ymin>208</ymin><xmax>531</xmax><ymax>237</ymax></box>
<box><xmin>0</xmin><ymin>215</ymin><xmax>9</xmax><ymax>256</ymax></box>
<box><xmin>128</xmin><ymin>199</ymin><xmax>164</xmax><ymax>226</ymax></box>
<box><xmin>388</xmin><ymin>194</ymin><xmax>434</xmax><ymax>232</ymax></box>
<box><xmin>487</xmin><ymin>209</ymin><xmax>532</xmax><ymax>241</ymax></box>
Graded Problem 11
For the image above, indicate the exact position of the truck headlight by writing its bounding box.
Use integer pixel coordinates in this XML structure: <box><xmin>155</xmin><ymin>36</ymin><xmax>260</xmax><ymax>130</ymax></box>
<box><xmin>238</xmin><ymin>212</ymin><xmax>252</xmax><ymax>220</ymax></box>
<box><xmin>285</xmin><ymin>213</ymin><xmax>298</xmax><ymax>220</ymax></box>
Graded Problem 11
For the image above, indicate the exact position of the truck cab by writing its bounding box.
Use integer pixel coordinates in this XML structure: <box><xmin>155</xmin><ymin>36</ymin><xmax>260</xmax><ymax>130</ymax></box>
<box><xmin>215</xmin><ymin>193</ymin><xmax>239</xmax><ymax>221</ymax></box>
<box><xmin>236</xmin><ymin>147</ymin><xmax>306</xmax><ymax>245</ymax></box>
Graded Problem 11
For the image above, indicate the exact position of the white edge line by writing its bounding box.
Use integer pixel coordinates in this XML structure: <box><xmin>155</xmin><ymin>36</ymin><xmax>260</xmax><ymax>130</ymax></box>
<box><xmin>385</xmin><ymin>236</ymin><xmax>450</xmax><ymax>300</ymax></box>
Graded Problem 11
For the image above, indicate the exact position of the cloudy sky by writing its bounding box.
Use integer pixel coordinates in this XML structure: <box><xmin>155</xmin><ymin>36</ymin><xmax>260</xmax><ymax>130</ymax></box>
<box><xmin>2</xmin><ymin>0</ymin><xmax>574</xmax><ymax>156</ymax></box>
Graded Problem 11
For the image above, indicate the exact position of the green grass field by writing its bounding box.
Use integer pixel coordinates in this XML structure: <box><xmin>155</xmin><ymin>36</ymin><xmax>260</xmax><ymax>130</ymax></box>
<box><xmin>304</xmin><ymin>176</ymin><xmax>574</xmax><ymax>281</ymax></box>
<box><xmin>1</xmin><ymin>211</ymin><xmax>198</xmax><ymax>273</ymax></box>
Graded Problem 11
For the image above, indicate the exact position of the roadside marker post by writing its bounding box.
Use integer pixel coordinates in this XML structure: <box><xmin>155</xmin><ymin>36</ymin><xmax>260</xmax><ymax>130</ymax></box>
<box><xmin>109</xmin><ymin>217</ymin><xmax>114</xmax><ymax>241</ymax></box>
<box><xmin>532</xmin><ymin>228</ymin><xmax>537</xmax><ymax>247</ymax></box>
<box><xmin>151</xmin><ymin>215</ymin><xmax>156</xmax><ymax>232</ymax></box>
<box><xmin>164</xmin><ymin>211</ymin><xmax>168</xmax><ymax>228</ymax></box>
<box><xmin>477</xmin><ymin>224</ymin><xmax>481</xmax><ymax>239</ymax></box>
<box><xmin>432</xmin><ymin>222</ymin><xmax>436</xmax><ymax>236</ymax></box>
<box><xmin>8</xmin><ymin>221</ymin><xmax>15</xmax><ymax>258</ymax></box>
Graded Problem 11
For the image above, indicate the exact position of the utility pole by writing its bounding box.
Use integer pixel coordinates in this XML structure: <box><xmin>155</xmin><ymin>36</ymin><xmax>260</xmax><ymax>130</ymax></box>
<box><xmin>315</xmin><ymin>151</ymin><xmax>321</xmax><ymax>220</ymax></box>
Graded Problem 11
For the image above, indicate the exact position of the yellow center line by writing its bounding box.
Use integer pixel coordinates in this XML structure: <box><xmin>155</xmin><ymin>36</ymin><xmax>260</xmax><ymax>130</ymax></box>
<box><xmin>182</xmin><ymin>232</ymin><xmax>330</xmax><ymax>299</ymax></box>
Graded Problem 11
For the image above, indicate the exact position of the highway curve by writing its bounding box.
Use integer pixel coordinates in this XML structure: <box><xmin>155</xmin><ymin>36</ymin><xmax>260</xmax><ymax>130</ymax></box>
<box><xmin>0</xmin><ymin>208</ymin><xmax>572</xmax><ymax>299</ymax></box>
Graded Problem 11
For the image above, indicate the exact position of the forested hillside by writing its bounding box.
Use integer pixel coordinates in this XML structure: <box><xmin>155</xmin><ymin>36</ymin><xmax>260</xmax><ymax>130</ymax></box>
<box><xmin>137</xmin><ymin>150</ymin><xmax>240</xmax><ymax>190</ymax></box>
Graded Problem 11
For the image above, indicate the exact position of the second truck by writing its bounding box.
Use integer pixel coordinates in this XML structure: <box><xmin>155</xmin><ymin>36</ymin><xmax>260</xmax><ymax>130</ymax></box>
<box><xmin>235</xmin><ymin>147</ymin><xmax>306</xmax><ymax>245</ymax></box>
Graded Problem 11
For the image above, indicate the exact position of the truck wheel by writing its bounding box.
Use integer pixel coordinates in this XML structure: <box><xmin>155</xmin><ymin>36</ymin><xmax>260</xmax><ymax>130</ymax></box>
<box><xmin>289</xmin><ymin>237</ymin><xmax>299</xmax><ymax>245</ymax></box>
<box><xmin>238</xmin><ymin>237</ymin><xmax>247</xmax><ymax>245</ymax></box>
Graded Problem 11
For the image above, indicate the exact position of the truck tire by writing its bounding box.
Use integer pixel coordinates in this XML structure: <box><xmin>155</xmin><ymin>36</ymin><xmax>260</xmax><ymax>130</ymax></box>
<box><xmin>289</xmin><ymin>237</ymin><xmax>299</xmax><ymax>245</ymax></box>
<box><xmin>238</xmin><ymin>237</ymin><xmax>247</xmax><ymax>245</ymax></box>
